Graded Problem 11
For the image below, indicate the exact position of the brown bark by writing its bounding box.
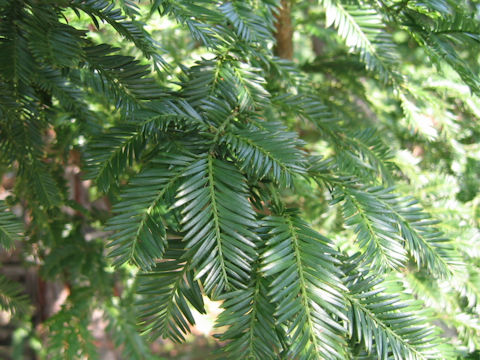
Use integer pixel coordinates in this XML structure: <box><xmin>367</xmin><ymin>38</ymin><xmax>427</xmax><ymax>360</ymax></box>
<box><xmin>311</xmin><ymin>36</ymin><xmax>325</xmax><ymax>57</ymax></box>
<box><xmin>274</xmin><ymin>0</ymin><xmax>293</xmax><ymax>60</ymax></box>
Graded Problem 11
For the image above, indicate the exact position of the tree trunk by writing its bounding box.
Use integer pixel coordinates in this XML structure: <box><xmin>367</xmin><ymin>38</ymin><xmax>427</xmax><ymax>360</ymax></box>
<box><xmin>274</xmin><ymin>0</ymin><xmax>293</xmax><ymax>60</ymax></box>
